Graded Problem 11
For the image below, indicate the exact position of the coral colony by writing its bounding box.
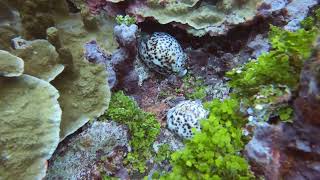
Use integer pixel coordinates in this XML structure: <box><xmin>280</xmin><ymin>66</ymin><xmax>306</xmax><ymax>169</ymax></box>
<box><xmin>1</xmin><ymin>0</ymin><xmax>320</xmax><ymax>179</ymax></box>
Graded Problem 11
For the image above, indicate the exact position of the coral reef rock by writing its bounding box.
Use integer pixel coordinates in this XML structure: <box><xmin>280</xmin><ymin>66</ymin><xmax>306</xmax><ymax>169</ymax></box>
<box><xmin>0</xmin><ymin>50</ymin><xmax>24</xmax><ymax>77</ymax></box>
<box><xmin>13</xmin><ymin>39</ymin><xmax>64</xmax><ymax>82</ymax></box>
<box><xmin>247</xmin><ymin>34</ymin><xmax>270</xmax><ymax>59</ymax></box>
<box><xmin>153</xmin><ymin>129</ymin><xmax>184</xmax><ymax>152</ymax></box>
<box><xmin>0</xmin><ymin>1</ymin><xmax>115</xmax><ymax>178</ymax></box>
<box><xmin>283</xmin><ymin>0</ymin><xmax>318</xmax><ymax>31</ymax></box>
<box><xmin>245</xmin><ymin>38</ymin><xmax>320</xmax><ymax>179</ymax></box>
<box><xmin>128</xmin><ymin>0</ymin><xmax>262</xmax><ymax>37</ymax></box>
<box><xmin>167</xmin><ymin>100</ymin><xmax>208</xmax><ymax>139</ymax></box>
<box><xmin>259</xmin><ymin>0</ymin><xmax>318</xmax><ymax>31</ymax></box>
<box><xmin>45</xmin><ymin>121</ymin><xmax>129</xmax><ymax>180</ymax></box>
<box><xmin>50</xmin><ymin>11</ymin><xmax>114</xmax><ymax>140</ymax></box>
<box><xmin>114</xmin><ymin>24</ymin><xmax>138</xmax><ymax>48</ymax></box>
<box><xmin>138</xmin><ymin>32</ymin><xmax>187</xmax><ymax>77</ymax></box>
<box><xmin>84</xmin><ymin>40</ymin><xmax>117</xmax><ymax>88</ymax></box>
<box><xmin>52</xmin><ymin>58</ymin><xmax>111</xmax><ymax>140</ymax></box>
<box><xmin>0</xmin><ymin>74</ymin><xmax>61</xmax><ymax>180</ymax></box>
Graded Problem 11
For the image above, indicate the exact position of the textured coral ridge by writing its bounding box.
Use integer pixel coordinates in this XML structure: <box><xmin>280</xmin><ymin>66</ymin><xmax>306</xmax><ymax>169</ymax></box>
<box><xmin>167</xmin><ymin>100</ymin><xmax>208</xmax><ymax>138</ymax></box>
<box><xmin>0</xmin><ymin>50</ymin><xmax>24</xmax><ymax>77</ymax></box>
<box><xmin>13</xmin><ymin>40</ymin><xmax>64</xmax><ymax>82</ymax></box>
<box><xmin>138</xmin><ymin>32</ymin><xmax>187</xmax><ymax>76</ymax></box>
<box><xmin>128</xmin><ymin>0</ymin><xmax>262</xmax><ymax>36</ymax></box>
<box><xmin>0</xmin><ymin>74</ymin><xmax>61</xmax><ymax>180</ymax></box>
<box><xmin>0</xmin><ymin>0</ymin><xmax>113</xmax><ymax>178</ymax></box>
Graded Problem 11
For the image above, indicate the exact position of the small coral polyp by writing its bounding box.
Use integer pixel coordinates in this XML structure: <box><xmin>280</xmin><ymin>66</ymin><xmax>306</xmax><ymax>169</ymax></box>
<box><xmin>138</xmin><ymin>32</ymin><xmax>187</xmax><ymax>77</ymax></box>
<box><xmin>167</xmin><ymin>100</ymin><xmax>208</xmax><ymax>139</ymax></box>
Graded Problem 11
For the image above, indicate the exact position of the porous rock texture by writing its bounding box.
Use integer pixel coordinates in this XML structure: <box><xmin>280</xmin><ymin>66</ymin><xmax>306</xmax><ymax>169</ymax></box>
<box><xmin>84</xmin><ymin>40</ymin><xmax>117</xmax><ymax>88</ymax></box>
<box><xmin>45</xmin><ymin>121</ymin><xmax>129</xmax><ymax>179</ymax></box>
<box><xmin>114</xmin><ymin>24</ymin><xmax>138</xmax><ymax>48</ymax></box>
<box><xmin>258</xmin><ymin>0</ymin><xmax>318</xmax><ymax>31</ymax></box>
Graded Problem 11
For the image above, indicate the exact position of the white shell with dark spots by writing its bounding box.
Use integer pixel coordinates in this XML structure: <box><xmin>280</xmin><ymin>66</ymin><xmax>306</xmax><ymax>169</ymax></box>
<box><xmin>167</xmin><ymin>100</ymin><xmax>209</xmax><ymax>139</ymax></box>
<box><xmin>138</xmin><ymin>32</ymin><xmax>187</xmax><ymax>76</ymax></box>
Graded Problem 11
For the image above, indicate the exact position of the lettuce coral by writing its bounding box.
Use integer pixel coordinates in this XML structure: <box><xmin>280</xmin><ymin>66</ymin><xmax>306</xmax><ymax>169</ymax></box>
<box><xmin>53</xmin><ymin>59</ymin><xmax>111</xmax><ymax>140</ymax></box>
<box><xmin>0</xmin><ymin>1</ymin><xmax>115</xmax><ymax>178</ymax></box>
<box><xmin>2</xmin><ymin>1</ymin><xmax>115</xmax><ymax>141</ymax></box>
<box><xmin>0</xmin><ymin>74</ymin><xmax>61</xmax><ymax>180</ymax></box>
<box><xmin>128</xmin><ymin>0</ymin><xmax>262</xmax><ymax>36</ymax></box>
<box><xmin>13</xmin><ymin>40</ymin><xmax>65</xmax><ymax>82</ymax></box>
<box><xmin>52</xmin><ymin>12</ymin><xmax>115</xmax><ymax>139</ymax></box>
<box><xmin>0</xmin><ymin>50</ymin><xmax>24</xmax><ymax>77</ymax></box>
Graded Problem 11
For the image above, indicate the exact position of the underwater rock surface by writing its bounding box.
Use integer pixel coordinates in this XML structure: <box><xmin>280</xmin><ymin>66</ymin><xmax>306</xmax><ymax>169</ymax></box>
<box><xmin>1</xmin><ymin>0</ymin><xmax>319</xmax><ymax>179</ymax></box>
<box><xmin>84</xmin><ymin>40</ymin><xmax>117</xmax><ymax>88</ymax></box>
<box><xmin>245</xmin><ymin>38</ymin><xmax>320</xmax><ymax>179</ymax></box>
<box><xmin>46</xmin><ymin>121</ymin><xmax>129</xmax><ymax>179</ymax></box>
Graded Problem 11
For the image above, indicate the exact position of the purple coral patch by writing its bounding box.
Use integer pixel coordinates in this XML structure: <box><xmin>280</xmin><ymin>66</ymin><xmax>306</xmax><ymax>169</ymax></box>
<box><xmin>84</xmin><ymin>40</ymin><xmax>117</xmax><ymax>88</ymax></box>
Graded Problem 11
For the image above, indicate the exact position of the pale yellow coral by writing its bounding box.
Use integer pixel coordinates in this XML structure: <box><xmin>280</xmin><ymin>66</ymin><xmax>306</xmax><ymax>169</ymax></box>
<box><xmin>130</xmin><ymin>0</ymin><xmax>262</xmax><ymax>36</ymax></box>
<box><xmin>0</xmin><ymin>50</ymin><xmax>24</xmax><ymax>77</ymax></box>
<box><xmin>0</xmin><ymin>75</ymin><xmax>61</xmax><ymax>180</ymax></box>
<box><xmin>13</xmin><ymin>40</ymin><xmax>64</xmax><ymax>82</ymax></box>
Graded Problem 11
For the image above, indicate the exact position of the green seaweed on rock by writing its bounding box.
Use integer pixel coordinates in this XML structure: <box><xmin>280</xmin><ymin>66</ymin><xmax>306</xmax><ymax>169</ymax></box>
<box><xmin>162</xmin><ymin>12</ymin><xmax>319</xmax><ymax>180</ymax></box>
<box><xmin>101</xmin><ymin>91</ymin><xmax>161</xmax><ymax>173</ymax></box>
<box><xmin>115</xmin><ymin>15</ymin><xmax>136</xmax><ymax>26</ymax></box>
<box><xmin>163</xmin><ymin>98</ymin><xmax>253</xmax><ymax>180</ymax></box>
<box><xmin>227</xmin><ymin>26</ymin><xmax>317</xmax><ymax>98</ymax></box>
<box><xmin>227</xmin><ymin>25</ymin><xmax>318</xmax><ymax>122</ymax></box>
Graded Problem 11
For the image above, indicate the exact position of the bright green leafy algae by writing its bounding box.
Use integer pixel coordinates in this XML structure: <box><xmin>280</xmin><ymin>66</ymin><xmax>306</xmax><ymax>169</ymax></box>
<box><xmin>116</xmin><ymin>15</ymin><xmax>137</xmax><ymax>26</ymax></box>
<box><xmin>154</xmin><ymin>144</ymin><xmax>173</xmax><ymax>164</ymax></box>
<box><xmin>251</xmin><ymin>85</ymin><xmax>293</xmax><ymax>122</ymax></box>
<box><xmin>227</xmin><ymin>26</ymin><xmax>317</xmax><ymax>98</ymax></box>
<box><xmin>182</xmin><ymin>74</ymin><xmax>207</xmax><ymax>100</ymax></box>
<box><xmin>105</xmin><ymin>10</ymin><xmax>319</xmax><ymax>179</ymax></box>
<box><xmin>161</xmin><ymin>14</ymin><xmax>319</xmax><ymax>179</ymax></box>
<box><xmin>226</xmin><ymin>25</ymin><xmax>317</xmax><ymax>122</ymax></box>
<box><xmin>148</xmin><ymin>144</ymin><xmax>175</xmax><ymax>179</ymax></box>
<box><xmin>301</xmin><ymin>16</ymin><xmax>315</xmax><ymax>30</ymax></box>
<box><xmin>101</xmin><ymin>91</ymin><xmax>160</xmax><ymax>173</ymax></box>
<box><xmin>163</xmin><ymin>98</ymin><xmax>253</xmax><ymax>180</ymax></box>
